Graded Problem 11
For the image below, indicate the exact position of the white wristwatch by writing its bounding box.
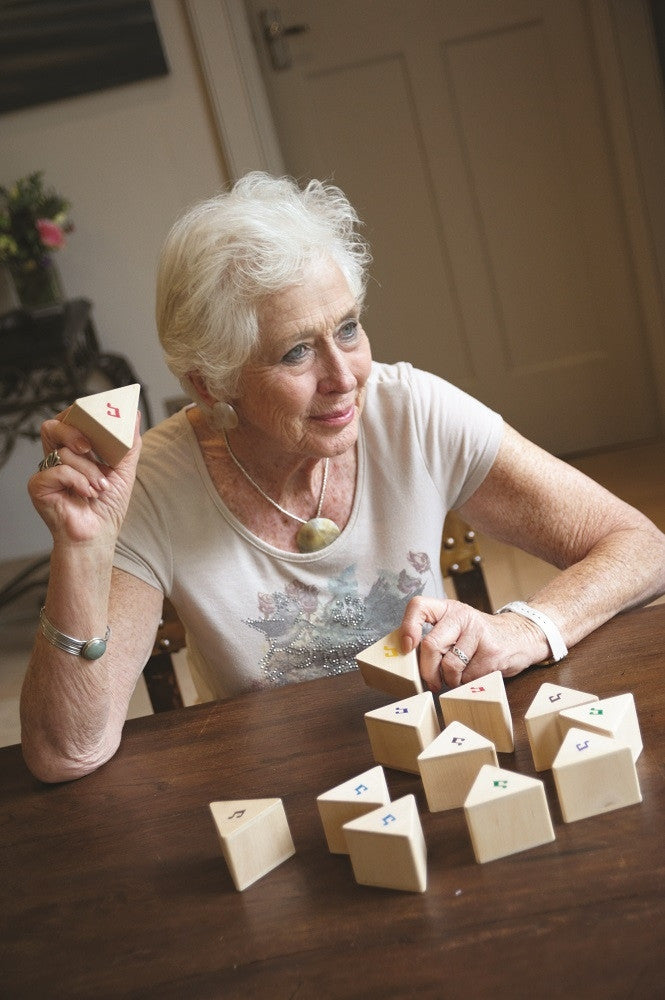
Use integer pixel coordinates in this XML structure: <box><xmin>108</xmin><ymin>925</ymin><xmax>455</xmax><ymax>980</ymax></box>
<box><xmin>496</xmin><ymin>601</ymin><xmax>568</xmax><ymax>664</ymax></box>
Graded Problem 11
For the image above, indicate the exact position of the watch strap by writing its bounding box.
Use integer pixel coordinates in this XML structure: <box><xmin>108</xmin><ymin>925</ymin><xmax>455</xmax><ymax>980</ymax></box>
<box><xmin>496</xmin><ymin>600</ymin><xmax>568</xmax><ymax>663</ymax></box>
<box><xmin>40</xmin><ymin>607</ymin><xmax>110</xmax><ymax>661</ymax></box>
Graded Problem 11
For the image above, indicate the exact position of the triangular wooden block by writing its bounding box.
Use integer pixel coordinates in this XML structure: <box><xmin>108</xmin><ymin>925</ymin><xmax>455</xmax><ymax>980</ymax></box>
<box><xmin>63</xmin><ymin>383</ymin><xmax>140</xmax><ymax>466</ymax></box>
<box><xmin>552</xmin><ymin>727</ymin><xmax>642</xmax><ymax>823</ymax></box>
<box><xmin>439</xmin><ymin>670</ymin><xmax>514</xmax><ymax>752</ymax></box>
<box><xmin>463</xmin><ymin>764</ymin><xmax>554</xmax><ymax>863</ymax></box>
<box><xmin>355</xmin><ymin>628</ymin><xmax>423</xmax><ymax>698</ymax></box>
<box><xmin>365</xmin><ymin>691</ymin><xmax>440</xmax><ymax>773</ymax></box>
<box><xmin>524</xmin><ymin>682</ymin><xmax>598</xmax><ymax>771</ymax></box>
<box><xmin>557</xmin><ymin>692</ymin><xmax>642</xmax><ymax>762</ymax></box>
<box><xmin>208</xmin><ymin>798</ymin><xmax>295</xmax><ymax>891</ymax></box>
<box><xmin>317</xmin><ymin>766</ymin><xmax>391</xmax><ymax>854</ymax></box>
<box><xmin>343</xmin><ymin>793</ymin><xmax>427</xmax><ymax>892</ymax></box>
<box><xmin>418</xmin><ymin>720</ymin><xmax>498</xmax><ymax>811</ymax></box>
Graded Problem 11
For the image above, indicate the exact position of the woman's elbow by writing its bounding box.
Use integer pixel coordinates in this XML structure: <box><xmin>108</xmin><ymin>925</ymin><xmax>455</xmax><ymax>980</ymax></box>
<box><xmin>20</xmin><ymin>732</ymin><xmax>120</xmax><ymax>784</ymax></box>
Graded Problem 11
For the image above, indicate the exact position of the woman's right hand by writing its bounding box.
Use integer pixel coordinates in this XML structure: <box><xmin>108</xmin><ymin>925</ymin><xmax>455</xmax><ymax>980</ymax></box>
<box><xmin>27</xmin><ymin>411</ymin><xmax>142</xmax><ymax>547</ymax></box>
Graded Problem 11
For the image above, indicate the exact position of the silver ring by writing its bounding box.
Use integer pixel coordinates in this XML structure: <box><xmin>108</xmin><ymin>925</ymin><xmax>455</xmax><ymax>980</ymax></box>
<box><xmin>38</xmin><ymin>450</ymin><xmax>63</xmax><ymax>472</ymax></box>
<box><xmin>451</xmin><ymin>645</ymin><xmax>470</xmax><ymax>666</ymax></box>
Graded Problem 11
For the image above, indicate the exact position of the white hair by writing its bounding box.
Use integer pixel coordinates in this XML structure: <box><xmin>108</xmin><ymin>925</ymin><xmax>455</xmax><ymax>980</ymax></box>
<box><xmin>155</xmin><ymin>172</ymin><xmax>372</xmax><ymax>402</ymax></box>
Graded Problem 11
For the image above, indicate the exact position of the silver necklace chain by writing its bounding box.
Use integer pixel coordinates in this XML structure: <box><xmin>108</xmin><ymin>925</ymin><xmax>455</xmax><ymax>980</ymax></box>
<box><xmin>223</xmin><ymin>431</ymin><xmax>329</xmax><ymax>526</ymax></box>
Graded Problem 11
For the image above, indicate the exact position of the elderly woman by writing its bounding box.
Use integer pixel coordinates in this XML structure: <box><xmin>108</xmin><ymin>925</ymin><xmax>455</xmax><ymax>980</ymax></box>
<box><xmin>22</xmin><ymin>172</ymin><xmax>665</xmax><ymax>782</ymax></box>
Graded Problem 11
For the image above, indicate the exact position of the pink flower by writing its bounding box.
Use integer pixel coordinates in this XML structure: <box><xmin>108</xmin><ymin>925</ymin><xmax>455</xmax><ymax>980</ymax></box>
<box><xmin>36</xmin><ymin>218</ymin><xmax>66</xmax><ymax>250</ymax></box>
<box><xmin>408</xmin><ymin>550</ymin><xmax>431</xmax><ymax>574</ymax></box>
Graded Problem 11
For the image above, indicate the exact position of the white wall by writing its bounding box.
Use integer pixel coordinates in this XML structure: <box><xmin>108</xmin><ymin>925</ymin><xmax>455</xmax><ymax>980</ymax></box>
<box><xmin>1</xmin><ymin>1</ymin><xmax>229</xmax><ymax>562</ymax></box>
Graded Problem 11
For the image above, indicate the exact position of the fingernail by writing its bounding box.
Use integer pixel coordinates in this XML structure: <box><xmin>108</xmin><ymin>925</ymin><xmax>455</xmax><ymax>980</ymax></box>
<box><xmin>98</xmin><ymin>477</ymin><xmax>110</xmax><ymax>490</ymax></box>
<box><xmin>401</xmin><ymin>636</ymin><xmax>414</xmax><ymax>653</ymax></box>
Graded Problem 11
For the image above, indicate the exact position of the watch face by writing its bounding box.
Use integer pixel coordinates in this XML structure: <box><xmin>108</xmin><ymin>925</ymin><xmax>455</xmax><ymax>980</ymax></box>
<box><xmin>81</xmin><ymin>638</ymin><xmax>107</xmax><ymax>660</ymax></box>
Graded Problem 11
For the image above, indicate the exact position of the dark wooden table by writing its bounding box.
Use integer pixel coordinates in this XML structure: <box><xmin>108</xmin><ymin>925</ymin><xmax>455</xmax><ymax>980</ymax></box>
<box><xmin>2</xmin><ymin>605</ymin><xmax>665</xmax><ymax>999</ymax></box>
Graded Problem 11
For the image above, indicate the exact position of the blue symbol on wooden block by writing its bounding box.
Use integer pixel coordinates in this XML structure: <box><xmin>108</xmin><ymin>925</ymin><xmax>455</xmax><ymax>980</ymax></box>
<box><xmin>451</xmin><ymin>736</ymin><xmax>466</xmax><ymax>745</ymax></box>
<box><xmin>395</xmin><ymin>707</ymin><xmax>409</xmax><ymax>715</ymax></box>
<box><xmin>354</xmin><ymin>783</ymin><xmax>369</xmax><ymax>796</ymax></box>
<box><xmin>576</xmin><ymin>740</ymin><xmax>590</xmax><ymax>752</ymax></box>
<box><xmin>381</xmin><ymin>813</ymin><xmax>397</xmax><ymax>826</ymax></box>
<box><xmin>548</xmin><ymin>692</ymin><xmax>562</xmax><ymax>702</ymax></box>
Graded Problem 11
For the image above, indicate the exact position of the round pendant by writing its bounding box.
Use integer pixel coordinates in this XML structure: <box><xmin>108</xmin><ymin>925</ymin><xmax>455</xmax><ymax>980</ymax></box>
<box><xmin>296</xmin><ymin>517</ymin><xmax>341</xmax><ymax>553</ymax></box>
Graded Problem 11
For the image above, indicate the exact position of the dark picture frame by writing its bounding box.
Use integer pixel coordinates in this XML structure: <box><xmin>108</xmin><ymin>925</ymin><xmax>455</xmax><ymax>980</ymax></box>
<box><xmin>0</xmin><ymin>0</ymin><xmax>169</xmax><ymax>116</ymax></box>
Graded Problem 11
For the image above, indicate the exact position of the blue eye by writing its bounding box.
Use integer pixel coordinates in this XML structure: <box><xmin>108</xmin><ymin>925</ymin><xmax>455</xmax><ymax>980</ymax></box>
<box><xmin>282</xmin><ymin>343</ymin><xmax>309</xmax><ymax>364</ymax></box>
<box><xmin>339</xmin><ymin>320</ymin><xmax>359</xmax><ymax>341</ymax></box>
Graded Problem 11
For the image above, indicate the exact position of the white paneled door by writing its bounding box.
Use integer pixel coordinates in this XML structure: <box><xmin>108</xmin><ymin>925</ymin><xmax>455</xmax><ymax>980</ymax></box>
<box><xmin>245</xmin><ymin>0</ymin><xmax>660</xmax><ymax>453</ymax></box>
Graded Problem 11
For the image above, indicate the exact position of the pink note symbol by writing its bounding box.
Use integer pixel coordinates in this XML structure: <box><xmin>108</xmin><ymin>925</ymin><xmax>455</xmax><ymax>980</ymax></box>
<box><xmin>106</xmin><ymin>403</ymin><xmax>121</xmax><ymax>419</ymax></box>
<box><xmin>470</xmin><ymin>686</ymin><xmax>485</xmax><ymax>694</ymax></box>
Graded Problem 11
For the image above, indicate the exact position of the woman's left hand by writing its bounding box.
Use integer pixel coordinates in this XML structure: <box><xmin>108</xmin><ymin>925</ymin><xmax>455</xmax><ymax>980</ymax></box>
<box><xmin>399</xmin><ymin>595</ymin><xmax>550</xmax><ymax>690</ymax></box>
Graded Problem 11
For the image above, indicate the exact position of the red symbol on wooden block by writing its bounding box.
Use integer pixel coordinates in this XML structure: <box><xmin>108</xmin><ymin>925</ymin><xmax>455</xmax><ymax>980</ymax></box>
<box><xmin>470</xmin><ymin>686</ymin><xmax>486</xmax><ymax>693</ymax></box>
<box><xmin>106</xmin><ymin>403</ymin><xmax>121</xmax><ymax>419</ymax></box>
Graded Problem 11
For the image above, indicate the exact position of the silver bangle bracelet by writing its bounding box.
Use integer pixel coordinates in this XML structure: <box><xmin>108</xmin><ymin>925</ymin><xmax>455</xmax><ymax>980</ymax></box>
<box><xmin>39</xmin><ymin>607</ymin><xmax>110</xmax><ymax>661</ymax></box>
<box><xmin>496</xmin><ymin>600</ymin><xmax>568</xmax><ymax>663</ymax></box>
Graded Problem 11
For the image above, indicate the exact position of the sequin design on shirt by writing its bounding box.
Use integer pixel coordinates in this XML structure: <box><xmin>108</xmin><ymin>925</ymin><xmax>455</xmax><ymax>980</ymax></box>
<box><xmin>244</xmin><ymin>551</ymin><xmax>436</xmax><ymax>686</ymax></box>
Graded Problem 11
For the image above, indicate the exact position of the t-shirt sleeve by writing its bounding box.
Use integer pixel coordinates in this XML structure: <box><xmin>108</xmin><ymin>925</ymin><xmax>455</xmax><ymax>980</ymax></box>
<box><xmin>113</xmin><ymin>474</ymin><xmax>172</xmax><ymax>595</ymax></box>
<box><xmin>404</xmin><ymin>364</ymin><xmax>504</xmax><ymax>510</ymax></box>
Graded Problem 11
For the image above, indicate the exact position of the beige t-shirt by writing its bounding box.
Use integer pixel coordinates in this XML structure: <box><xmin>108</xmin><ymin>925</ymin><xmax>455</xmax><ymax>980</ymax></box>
<box><xmin>114</xmin><ymin>362</ymin><xmax>503</xmax><ymax>700</ymax></box>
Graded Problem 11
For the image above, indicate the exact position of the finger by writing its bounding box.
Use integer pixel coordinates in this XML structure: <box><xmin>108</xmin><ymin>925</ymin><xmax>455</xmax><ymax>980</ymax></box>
<box><xmin>416</xmin><ymin>628</ymin><xmax>464</xmax><ymax>691</ymax></box>
<box><xmin>40</xmin><ymin>417</ymin><xmax>95</xmax><ymax>459</ymax></box>
<box><xmin>398</xmin><ymin>595</ymin><xmax>450</xmax><ymax>653</ymax></box>
<box><xmin>29</xmin><ymin>460</ymin><xmax>101</xmax><ymax>502</ymax></box>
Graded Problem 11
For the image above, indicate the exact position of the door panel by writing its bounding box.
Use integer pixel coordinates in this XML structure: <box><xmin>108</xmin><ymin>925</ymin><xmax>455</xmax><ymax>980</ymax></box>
<box><xmin>247</xmin><ymin>0</ymin><xmax>659</xmax><ymax>453</ymax></box>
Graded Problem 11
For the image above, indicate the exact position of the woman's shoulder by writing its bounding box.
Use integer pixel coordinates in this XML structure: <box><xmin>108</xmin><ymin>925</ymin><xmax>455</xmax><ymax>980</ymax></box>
<box><xmin>137</xmin><ymin>406</ymin><xmax>197</xmax><ymax>477</ymax></box>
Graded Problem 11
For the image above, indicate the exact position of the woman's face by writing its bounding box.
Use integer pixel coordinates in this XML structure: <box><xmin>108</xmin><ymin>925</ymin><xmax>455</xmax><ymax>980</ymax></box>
<box><xmin>234</xmin><ymin>258</ymin><xmax>372</xmax><ymax>460</ymax></box>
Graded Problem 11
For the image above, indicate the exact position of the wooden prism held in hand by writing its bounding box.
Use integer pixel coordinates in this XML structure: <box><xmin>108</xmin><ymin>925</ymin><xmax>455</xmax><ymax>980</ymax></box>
<box><xmin>208</xmin><ymin>798</ymin><xmax>295</xmax><ymax>891</ymax></box>
<box><xmin>63</xmin><ymin>382</ymin><xmax>140</xmax><ymax>467</ymax></box>
<box><xmin>355</xmin><ymin>628</ymin><xmax>423</xmax><ymax>698</ymax></box>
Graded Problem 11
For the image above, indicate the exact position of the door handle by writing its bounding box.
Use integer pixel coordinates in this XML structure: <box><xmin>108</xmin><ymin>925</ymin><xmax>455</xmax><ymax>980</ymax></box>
<box><xmin>260</xmin><ymin>7</ymin><xmax>309</xmax><ymax>71</ymax></box>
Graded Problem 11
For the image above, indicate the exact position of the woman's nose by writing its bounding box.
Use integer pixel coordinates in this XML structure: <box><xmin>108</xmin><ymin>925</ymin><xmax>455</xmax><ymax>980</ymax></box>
<box><xmin>319</xmin><ymin>348</ymin><xmax>356</xmax><ymax>392</ymax></box>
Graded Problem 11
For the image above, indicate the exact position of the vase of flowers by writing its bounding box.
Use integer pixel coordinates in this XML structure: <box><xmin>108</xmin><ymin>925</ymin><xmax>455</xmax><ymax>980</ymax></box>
<box><xmin>0</xmin><ymin>172</ymin><xmax>73</xmax><ymax>311</ymax></box>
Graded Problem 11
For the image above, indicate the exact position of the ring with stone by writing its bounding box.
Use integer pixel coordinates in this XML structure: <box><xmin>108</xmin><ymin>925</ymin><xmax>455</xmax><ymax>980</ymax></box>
<box><xmin>38</xmin><ymin>450</ymin><xmax>63</xmax><ymax>472</ymax></box>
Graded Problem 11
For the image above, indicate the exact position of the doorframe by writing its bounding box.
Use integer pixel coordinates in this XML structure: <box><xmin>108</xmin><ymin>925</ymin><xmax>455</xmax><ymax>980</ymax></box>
<box><xmin>185</xmin><ymin>0</ymin><xmax>665</xmax><ymax>436</ymax></box>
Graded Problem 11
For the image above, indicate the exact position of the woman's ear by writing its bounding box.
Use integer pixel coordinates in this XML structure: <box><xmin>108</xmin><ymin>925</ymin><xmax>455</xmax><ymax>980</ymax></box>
<box><xmin>184</xmin><ymin>372</ymin><xmax>215</xmax><ymax>408</ymax></box>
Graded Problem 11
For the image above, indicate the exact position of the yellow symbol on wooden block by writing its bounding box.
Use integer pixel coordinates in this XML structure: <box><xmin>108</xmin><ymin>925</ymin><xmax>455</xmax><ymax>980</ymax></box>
<box><xmin>208</xmin><ymin>798</ymin><xmax>295</xmax><ymax>891</ymax></box>
<box><xmin>317</xmin><ymin>766</ymin><xmax>390</xmax><ymax>854</ymax></box>
<box><xmin>62</xmin><ymin>382</ymin><xmax>140</xmax><ymax>467</ymax></box>
<box><xmin>343</xmin><ymin>794</ymin><xmax>427</xmax><ymax>892</ymax></box>
<box><xmin>355</xmin><ymin>628</ymin><xmax>423</xmax><ymax>698</ymax></box>
<box><xmin>439</xmin><ymin>670</ymin><xmax>514</xmax><ymax>752</ymax></box>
